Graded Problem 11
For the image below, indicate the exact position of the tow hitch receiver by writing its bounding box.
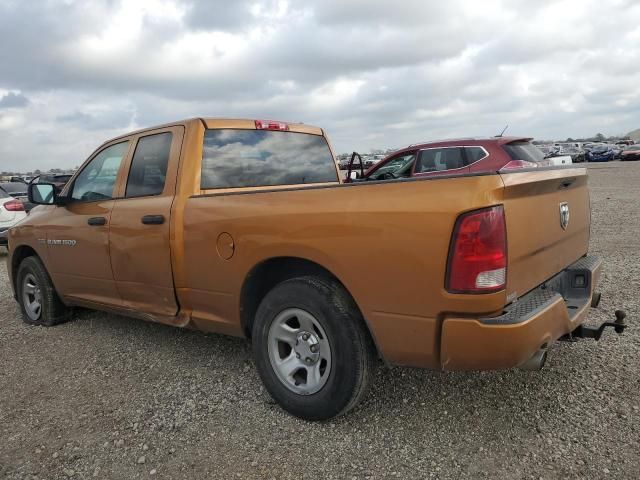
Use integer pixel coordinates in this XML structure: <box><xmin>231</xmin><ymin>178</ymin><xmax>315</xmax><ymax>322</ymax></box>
<box><xmin>560</xmin><ymin>310</ymin><xmax>628</xmax><ymax>342</ymax></box>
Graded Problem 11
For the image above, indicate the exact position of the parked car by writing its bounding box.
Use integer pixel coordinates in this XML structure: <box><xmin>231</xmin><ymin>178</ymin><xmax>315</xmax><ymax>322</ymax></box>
<box><xmin>620</xmin><ymin>145</ymin><xmax>640</xmax><ymax>161</ymax></box>
<box><xmin>607</xmin><ymin>144</ymin><xmax>624</xmax><ymax>159</ymax></box>
<box><xmin>558</xmin><ymin>146</ymin><xmax>585</xmax><ymax>163</ymax></box>
<box><xmin>352</xmin><ymin>137</ymin><xmax>562</xmax><ymax>182</ymax></box>
<box><xmin>8</xmin><ymin>118</ymin><xmax>625</xmax><ymax>420</ymax></box>
<box><xmin>545</xmin><ymin>155</ymin><xmax>573</xmax><ymax>166</ymax></box>
<box><xmin>0</xmin><ymin>186</ymin><xmax>27</xmax><ymax>246</ymax></box>
<box><xmin>616</xmin><ymin>140</ymin><xmax>635</xmax><ymax>146</ymax></box>
<box><xmin>0</xmin><ymin>182</ymin><xmax>35</xmax><ymax>212</ymax></box>
<box><xmin>582</xmin><ymin>143</ymin><xmax>603</xmax><ymax>152</ymax></box>
<box><xmin>586</xmin><ymin>145</ymin><xmax>615</xmax><ymax>162</ymax></box>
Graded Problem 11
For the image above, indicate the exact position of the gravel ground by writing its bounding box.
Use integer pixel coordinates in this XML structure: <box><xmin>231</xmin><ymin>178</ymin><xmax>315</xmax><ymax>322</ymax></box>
<box><xmin>1</xmin><ymin>162</ymin><xmax>638</xmax><ymax>480</ymax></box>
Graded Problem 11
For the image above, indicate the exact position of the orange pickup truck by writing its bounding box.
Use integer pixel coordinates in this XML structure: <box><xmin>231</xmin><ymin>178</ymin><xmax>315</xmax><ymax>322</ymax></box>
<box><xmin>8</xmin><ymin>118</ymin><xmax>627</xmax><ymax>420</ymax></box>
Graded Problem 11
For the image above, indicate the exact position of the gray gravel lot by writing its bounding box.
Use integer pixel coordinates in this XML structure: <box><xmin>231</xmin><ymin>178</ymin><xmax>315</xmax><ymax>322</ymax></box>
<box><xmin>1</xmin><ymin>162</ymin><xmax>639</xmax><ymax>479</ymax></box>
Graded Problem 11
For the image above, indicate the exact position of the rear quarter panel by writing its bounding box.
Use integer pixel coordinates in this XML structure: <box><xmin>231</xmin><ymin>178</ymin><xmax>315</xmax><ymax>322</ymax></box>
<box><xmin>181</xmin><ymin>175</ymin><xmax>508</xmax><ymax>368</ymax></box>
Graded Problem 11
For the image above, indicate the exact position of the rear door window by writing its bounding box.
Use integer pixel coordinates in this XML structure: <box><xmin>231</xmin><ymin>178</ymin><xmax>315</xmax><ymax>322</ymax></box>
<box><xmin>415</xmin><ymin>148</ymin><xmax>464</xmax><ymax>173</ymax></box>
<box><xmin>201</xmin><ymin>129</ymin><xmax>338</xmax><ymax>189</ymax></box>
<box><xmin>125</xmin><ymin>132</ymin><xmax>173</xmax><ymax>198</ymax></box>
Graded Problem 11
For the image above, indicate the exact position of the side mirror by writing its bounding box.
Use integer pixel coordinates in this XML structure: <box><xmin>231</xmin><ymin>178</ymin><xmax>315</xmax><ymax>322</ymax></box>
<box><xmin>28</xmin><ymin>183</ymin><xmax>58</xmax><ymax>205</ymax></box>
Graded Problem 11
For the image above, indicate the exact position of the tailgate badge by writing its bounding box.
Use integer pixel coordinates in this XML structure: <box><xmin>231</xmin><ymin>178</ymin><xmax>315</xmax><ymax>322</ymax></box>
<box><xmin>559</xmin><ymin>202</ymin><xmax>570</xmax><ymax>230</ymax></box>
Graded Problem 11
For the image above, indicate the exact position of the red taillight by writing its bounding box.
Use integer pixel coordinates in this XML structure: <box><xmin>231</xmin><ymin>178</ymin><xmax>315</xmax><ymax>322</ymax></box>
<box><xmin>4</xmin><ymin>199</ymin><xmax>25</xmax><ymax>211</ymax></box>
<box><xmin>500</xmin><ymin>160</ymin><xmax>538</xmax><ymax>170</ymax></box>
<box><xmin>255</xmin><ymin>120</ymin><xmax>289</xmax><ymax>131</ymax></box>
<box><xmin>446</xmin><ymin>205</ymin><xmax>507</xmax><ymax>293</ymax></box>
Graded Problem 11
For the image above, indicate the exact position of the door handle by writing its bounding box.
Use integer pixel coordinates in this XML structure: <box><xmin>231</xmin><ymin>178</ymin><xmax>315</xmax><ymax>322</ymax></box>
<box><xmin>141</xmin><ymin>215</ymin><xmax>165</xmax><ymax>225</ymax></box>
<box><xmin>88</xmin><ymin>217</ymin><xmax>107</xmax><ymax>226</ymax></box>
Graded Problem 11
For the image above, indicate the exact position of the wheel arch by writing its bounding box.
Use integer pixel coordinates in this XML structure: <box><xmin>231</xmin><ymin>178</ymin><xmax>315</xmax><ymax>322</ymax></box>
<box><xmin>239</xmin><ymin>256</ymin><xmax>380</xmax><ymax>356</ymax></box>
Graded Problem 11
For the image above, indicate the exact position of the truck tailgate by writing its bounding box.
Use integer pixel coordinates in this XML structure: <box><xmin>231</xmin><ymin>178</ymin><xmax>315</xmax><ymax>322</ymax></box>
<box><xmin>500</xmin><ymin>167</ymin><xmax>590</xmax><ymax>300</ymax></box>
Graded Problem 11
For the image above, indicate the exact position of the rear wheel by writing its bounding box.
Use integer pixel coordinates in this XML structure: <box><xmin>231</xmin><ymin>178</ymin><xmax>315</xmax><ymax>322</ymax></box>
<box><xmin>17</xmin><ymin>256</ymin><xmax>72</xmax><ymax>326</ymax></box>
<box><xmin>252</xmin><ymin>276</ymin><xmax>377</xmax><ymax>420</ymax></box>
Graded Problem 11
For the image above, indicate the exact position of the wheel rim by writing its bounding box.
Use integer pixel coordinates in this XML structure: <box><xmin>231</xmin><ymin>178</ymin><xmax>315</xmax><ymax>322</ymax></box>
<box><xmin>267</xmin><ymin>308</ymin><xmax>332</xmax><ymax>395</ymax></box>
<box><xmin>22</xmin><ymin>273</ymin><xmax>42</xmax><ymax>321</ymax></box>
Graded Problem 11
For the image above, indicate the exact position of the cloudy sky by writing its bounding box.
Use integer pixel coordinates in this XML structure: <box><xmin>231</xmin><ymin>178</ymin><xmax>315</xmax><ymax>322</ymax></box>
<box><xmin>1</xmin><ymin>0</ymin><xmax>639</xmax><ymax>172</ymax></box>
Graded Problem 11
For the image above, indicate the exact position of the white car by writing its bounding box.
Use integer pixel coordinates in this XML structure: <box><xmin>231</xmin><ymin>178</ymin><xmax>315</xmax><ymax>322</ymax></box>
<box><xmin>0</xmin><ymin>187</ymin><xmax>27</xmax><ymax>246</ymax></box>
<box><xmin>545</xmin><ymin>155</ymin><xmax>573</xmax><ymax>166</ymax></box>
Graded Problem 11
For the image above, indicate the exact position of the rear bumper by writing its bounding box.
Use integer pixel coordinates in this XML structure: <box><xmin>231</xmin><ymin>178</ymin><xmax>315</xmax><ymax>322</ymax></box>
<box><xmin>440</xmin><ymin>255</ymin><xmax>601</xmax><ymax>370</ymax></box>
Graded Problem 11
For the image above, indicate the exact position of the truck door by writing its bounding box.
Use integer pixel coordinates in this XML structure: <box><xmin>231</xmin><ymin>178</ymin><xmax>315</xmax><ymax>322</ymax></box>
<box><xmin>108</xmin><ymin>126</ymin><xmax>184</xmax><ymax>317</ymax></box>
<box><xmin>44</xmin><ymin>140</ymin><xmax>132</xmax><ymax>306</ymax></box>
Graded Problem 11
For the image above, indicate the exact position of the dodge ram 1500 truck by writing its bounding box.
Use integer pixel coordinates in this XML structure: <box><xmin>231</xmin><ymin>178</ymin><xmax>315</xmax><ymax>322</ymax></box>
<box><xmin>8</xmin><ymin>118</ymin><xmax>627</xmax><ymax>420</ymax></box>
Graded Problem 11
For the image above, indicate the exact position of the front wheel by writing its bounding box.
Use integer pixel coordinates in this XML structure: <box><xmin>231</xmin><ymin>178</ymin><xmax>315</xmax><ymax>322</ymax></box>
<box><xmin>17</xmin><ymin>256</ymin><xmax>72</xmax><ymax>326</ymax></box>
<box><xmin>252</xmin><ymin>276</ymin><xmax>377</xmax><ymax>420</ymax></box>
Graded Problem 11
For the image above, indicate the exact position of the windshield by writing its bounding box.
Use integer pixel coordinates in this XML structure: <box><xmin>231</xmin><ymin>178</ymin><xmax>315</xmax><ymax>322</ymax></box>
<box><xmin>626</xmin><ymin>145</ymin><xmax>640</xmax><ymax>151</ymax></box>
<box><xmin>593</xmin><ymin>146</ymin><xmax>609</xmax><ymax>152</ymax></box>
<box><xmin>504</xmin><ymin>142</ymin><xmax>546</xmax><ymax>163</ymax></box>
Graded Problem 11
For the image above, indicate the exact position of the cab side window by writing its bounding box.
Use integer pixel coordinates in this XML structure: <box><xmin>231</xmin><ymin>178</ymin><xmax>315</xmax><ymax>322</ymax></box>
<box><xmin>415</xmin><ymin>148</ymin><xmax>464</xmax><ymax>173</ymax></box>
<box><xmin>71</xmin><ymin>142</ymin><xmax>129</xmax><ymax>202</ymax></box>
<box><xmin>125</xmin><ymin>133</ymin><xmax>173</xmax><ymax>198</ymax></box>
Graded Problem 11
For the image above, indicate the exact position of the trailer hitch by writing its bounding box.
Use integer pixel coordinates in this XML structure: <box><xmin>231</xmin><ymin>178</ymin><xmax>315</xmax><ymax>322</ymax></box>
<box><xmin>560</xmin><ymin>310</ymin><xmax>628</xmax><ymax>342</ymax></box>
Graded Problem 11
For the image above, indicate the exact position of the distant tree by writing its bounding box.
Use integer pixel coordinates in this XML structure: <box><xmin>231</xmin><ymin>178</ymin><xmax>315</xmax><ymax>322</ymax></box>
<box><xmin>595</xmin><ymin>133</ymin><xmax>606</xmax><ymax>141</ymax></box>
<box><xmin>34</xmin><ymin>169</ymin><xmax>41</xmax><ymax>175</ymax></box>
<box><xmin>566</xmin><ymin>137</ymin><xmax>575</xmax><ymax>142</ymax></box>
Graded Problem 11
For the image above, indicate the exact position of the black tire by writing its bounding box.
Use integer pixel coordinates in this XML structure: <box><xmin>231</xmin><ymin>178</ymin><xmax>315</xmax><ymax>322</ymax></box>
<box><xmin>252</xmin><ymin>276</ymin><xmax>377</xmax><ymax>421</ymax></box>
<box><xmin>16</xmin><ymin>256</ymin><xmax>72</xmax><ymax>326</ymax></box>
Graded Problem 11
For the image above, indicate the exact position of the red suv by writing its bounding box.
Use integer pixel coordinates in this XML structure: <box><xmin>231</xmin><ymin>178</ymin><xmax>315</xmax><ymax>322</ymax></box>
<box><xmin>355</xmin><ymin>137</ymin><xmax>548</xmax><ymax>181</ymax></box>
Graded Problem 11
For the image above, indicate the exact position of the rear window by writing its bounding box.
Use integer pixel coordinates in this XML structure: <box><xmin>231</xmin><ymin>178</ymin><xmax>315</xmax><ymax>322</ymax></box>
<box><xmin>201</xmin><ymin>129</ymin><xmax>338</xmax><ymax>189</ymax></box>
<box><xmin>0</xmin><ymin>186</ymin><xmax>9</xmax><ymax>199</ymax></box>
<box><xmin>502</xmin><ymin>142</ymin><xmax>546</xmax><ymax>163</ymax></box>
<box><xmin>0</xmin><ymin>183</ymin><xmax>27</xmax><ymax>195</ymax></box>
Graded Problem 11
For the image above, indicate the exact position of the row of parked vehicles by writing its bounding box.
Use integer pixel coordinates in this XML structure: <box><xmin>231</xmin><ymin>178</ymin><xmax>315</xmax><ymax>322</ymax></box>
<box><xmin>537</xmin><ymin>140</ymin><xmax>639</xmax><ymax>163</ymax></box>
